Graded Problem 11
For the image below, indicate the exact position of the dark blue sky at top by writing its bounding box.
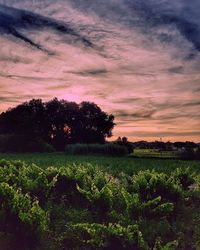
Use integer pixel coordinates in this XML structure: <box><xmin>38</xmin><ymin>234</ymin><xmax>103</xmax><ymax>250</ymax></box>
<box><xmin>0</xmin><ymin>0</ymin><xmax>200</xmax><ymax>54</ymax></box>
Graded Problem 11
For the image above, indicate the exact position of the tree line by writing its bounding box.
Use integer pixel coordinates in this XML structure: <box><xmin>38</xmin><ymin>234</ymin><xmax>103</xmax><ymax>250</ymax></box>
<box><xmin>0</xmin><ymin>98</ymin><xmax>115</xmax><ymax>151</ymax></box>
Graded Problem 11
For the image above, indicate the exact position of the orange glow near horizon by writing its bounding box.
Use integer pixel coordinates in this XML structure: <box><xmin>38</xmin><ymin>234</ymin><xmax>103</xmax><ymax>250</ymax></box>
<box><xmin>0</xmin><ymin>1</ymin><xmax>200</xmax><ymax>142</ymax></box>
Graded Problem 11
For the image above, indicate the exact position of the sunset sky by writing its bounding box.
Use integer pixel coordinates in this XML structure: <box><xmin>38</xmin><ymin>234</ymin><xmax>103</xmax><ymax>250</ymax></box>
<box><xmin>0</xmin><ymin>0</ymin><xmax>200</xmax><ymax>142</ymax></box>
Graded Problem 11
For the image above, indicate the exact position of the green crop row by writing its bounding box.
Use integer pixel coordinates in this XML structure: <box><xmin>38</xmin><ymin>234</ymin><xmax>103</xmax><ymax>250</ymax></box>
<box><xmin>0</xmin><ymin>159</ymin><xmax>199</xmax><ymax>249</ymax></box>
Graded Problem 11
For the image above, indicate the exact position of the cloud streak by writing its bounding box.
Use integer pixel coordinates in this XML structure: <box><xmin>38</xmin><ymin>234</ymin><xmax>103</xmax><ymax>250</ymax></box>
<box><xmin>0</xmin><ymin>3</ymin><xmax>93</xmax><ymax>53</ymax></box>
<box><xmin>0</xmin><ymin>0</ymin><xmax>200</xmax><ymax>141</ymax></box>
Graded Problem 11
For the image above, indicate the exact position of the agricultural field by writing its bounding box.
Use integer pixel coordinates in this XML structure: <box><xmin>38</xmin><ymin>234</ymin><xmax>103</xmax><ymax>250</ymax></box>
<box><xmin>0</xmin><ymin>153</ymin><xmax>200</xmax><ymax>249</ymax></box>
<box><xmin>134</xmin><ymin>149</ymin><xmax>178</xmax><ymax>159</ymax></box>
<box><xmin>0</xmin><ymin>152</ymin><xmax>199</xmax><ymax>175</ymax></box>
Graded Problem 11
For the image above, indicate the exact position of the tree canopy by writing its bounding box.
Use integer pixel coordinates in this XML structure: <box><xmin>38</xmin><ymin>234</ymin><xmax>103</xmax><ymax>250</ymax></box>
<box><xmin>0</xmin><ymin>98</ymin><xmax>115</xmax><ymax>150</ymax></box>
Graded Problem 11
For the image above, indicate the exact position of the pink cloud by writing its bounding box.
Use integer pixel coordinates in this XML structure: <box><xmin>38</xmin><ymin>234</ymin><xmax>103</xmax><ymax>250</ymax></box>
<box><xmin>0</xmin><ymin>0</ymin><xmax>200</xmax><ymax>142</ymax></box>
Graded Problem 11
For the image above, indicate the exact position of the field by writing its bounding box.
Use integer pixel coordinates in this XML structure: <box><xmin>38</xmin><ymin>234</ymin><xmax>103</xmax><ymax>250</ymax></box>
<box><xmin>134</xmin><ymin>149</ymin><xmax>178</xmax><ymax>159</ymax></box>
<box><xmin>0</xmin><ymin>152</ymin><xmax>199</xmax><ymax>175</ymax></box>
<box><xmin>0</xmin><ymin>153</ymin><xmax>200</xmax><ymax>250</ymax></box>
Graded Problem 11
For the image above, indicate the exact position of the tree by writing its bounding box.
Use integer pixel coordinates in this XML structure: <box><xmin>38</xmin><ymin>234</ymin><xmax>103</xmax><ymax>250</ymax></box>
<box><xmin>78</xmin><ymin>102</ymin><xmax>115</xmax><ymax>143</ymax></box>
<box><xmin>0</xmin><ymin>98</ymin><xmax>115</xmax><ymax>151</ymax></box>
<box><xmin>115</xmin><ymin>136</ymin><xmax>134</xmax><ymax>154</ymax></box>
<box><xmin>0</xmin><ymin>99</ymin><xmax>45</xmax><ymax>138</ymax></box>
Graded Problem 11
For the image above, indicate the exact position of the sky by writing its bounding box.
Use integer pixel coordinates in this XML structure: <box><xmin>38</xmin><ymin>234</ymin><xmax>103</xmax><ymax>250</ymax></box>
<box><xmin>0</xmin><ymin>0</ymin><xmax>200</xmax><ymax>142</ymax></box>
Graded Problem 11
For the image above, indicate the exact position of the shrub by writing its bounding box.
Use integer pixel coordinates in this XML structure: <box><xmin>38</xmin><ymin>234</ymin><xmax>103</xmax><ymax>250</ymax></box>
<box><xmin>172</xmin><ymin>168</ymin><xmax>195</xmax><ymax>190</ymax></box>
<box><xmin>0</xmin><ymin>134</ymin><xmax>16</xmax><ymax>152</ymax></box>
<box><xmin>115</xmin><ymin>139</ymin><xmax>134</xmax><ymax>154</ymax></box>
<box><xmin>195</xmin><ymin>147</ymin><xmax>200</xmax><ymax>160</ymax></box>
<box><xmin>131</xmin><ymin>170</ymin><xmax>182</xmax><ymax>203</ymax></box>
<box><xmin>0</xmin><ymin>134</ymin><xmax>55</xmax><ymax>153</ymax></box>
<box><xmin>64</xmin><ymin>223</ymin><xmax>148</xmax><ymax>250</ymax></box>
<box><xmin>0</xmin><ymin>182</ymin><xmax>48</xmax><ymax>249</ymax></box>
<box><xmin>178</xmin><ymin>147</ymin><xmax>195</xmax><ymax>160</ymax></box>
<box><xmin>65</xmin><ymin>143</ymin><xmax>128</xmax><ymax>156</ymax></box>
<box><xmin>27</xmin><ymin>140</ymin><xmax>55</xmax><ymax>153</ymax></box>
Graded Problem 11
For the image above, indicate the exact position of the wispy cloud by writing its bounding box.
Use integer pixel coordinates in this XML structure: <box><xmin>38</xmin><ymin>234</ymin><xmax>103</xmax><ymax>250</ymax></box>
<box><xmin>68</xmin><ymin>68</ymin><xmax>108</xmax><ymax>77</ymax></box>
<box><xmin>0</xmin><ymin>0</ymin><xmax>200</xmax><ymax>141</ymax></box>
<box><xmin>0</xmin><ymin>3</ymin><xmax>93</xmax><ymax>53</ymax></box>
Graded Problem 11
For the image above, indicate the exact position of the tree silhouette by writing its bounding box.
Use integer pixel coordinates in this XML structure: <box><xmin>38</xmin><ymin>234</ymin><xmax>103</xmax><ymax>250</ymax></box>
<box><xmin>115</xmin><ymin>136</ymin><xmax>134</xmax><ymax>154</ymax></box>
<box><xmin>0</xmin><ymin>98</ymin><xmax>115</xmax><ymax>150</ymax></box>
<box><xmin>78</xmin><ymin>102</ymin><xmax>114</xmax><ymax>144</ymax></box>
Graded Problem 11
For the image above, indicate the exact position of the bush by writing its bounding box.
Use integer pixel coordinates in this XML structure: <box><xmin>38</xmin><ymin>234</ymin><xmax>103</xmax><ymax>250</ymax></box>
<box><xmin>0</xmin><ymin>134</ymin><xmax>55</xmax><ymax>153</ymax></box>
<box><xmin>131</xmin><ymin>170</ymin><xmax>182</xmax><ymax>203</ymax></box>
<box><xmin>172</xmin><ymin>168</ymin><xmax>195</xmax><ymax>190</ymax></box>
<box><xmin>27</xmin><ymin>140</ymin><xmax>55</xmax><ymax>153</ymax></box>
<box><xmin>63</xmin><ymin>223</ymin><xmax>148</xmax><ymax>250</ymax></box>
<box><xmin>65</xmin><ymin>143</ymin><xmax>128</xmax><ymax>156</ymax></box>
<box><xmin>0</xmin><ymin>134</ymin><xmax>15</xmax><ymax>152</ymax></box>
<box><xmin>178</xmin><ymin>147</ymin><xmax>195</xmax><ymax>160</ymax></box>
<box><xmin>0</xmin><ymin>182</ymin><xmax>48</xmax><ymax>249</ymax></box>
<box><xmin>177</xmin><ymin>147</ymin><xmax>200</xmax><ymax>161</ymax></box>
<box><xmin>195</xmin><ymin>147</ymin><xmax>200</xmax><ymax>160</ymax></box>
<box><xmin>115</xmin><ymin>141</ymin><xmax>134</xmax><ymax>154</ymax></box>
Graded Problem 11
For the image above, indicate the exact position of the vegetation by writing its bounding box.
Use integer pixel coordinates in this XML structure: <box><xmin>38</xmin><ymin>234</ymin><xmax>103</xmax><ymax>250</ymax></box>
<box><xmin>65</xmin><ymin>143</ymin><xmax>128</xmax><ymax>156</ymax></box>
<box><xmin>0</xmin><ymin>156</ymin><xmax>199</xmax><ymax>249</ymax></box>
<box><xmin>0</xmin><ymin>98</ymin><xmax>115</xmax><ymax>151</ymax></box>
<box><xmin>0</xmin><ymin>153</ymin><xmax>199</xmax><ymax>175</ymax></box>
<box><xmin>115</xmin><ymin>137</ymin><xmax>134</xmax><ymax>154</ymax></box>
<box><xmin>0</xmin><ymin>99</ymin><xmax>199</xmax><ymax>249</ymax></box>
<box><xmin>134</xmin><ymin>149</ymin><xmax>178</xmax><ymax>159</ymax></box>
<box><xmin>178</xmin><ymin>147</ymin><xmax>200</xmax><ymax>160</ymax></box>
<box><xmin>134</xmin><ymin>148</ymin><xmax>200</xmax><ymax>161</ymax></box>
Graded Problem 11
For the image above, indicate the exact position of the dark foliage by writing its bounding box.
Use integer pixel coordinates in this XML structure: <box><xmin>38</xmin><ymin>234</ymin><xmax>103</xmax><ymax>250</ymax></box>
<box><xmin>0</xmin><ymin>98</ymin><xmax>115</xmax><ymax>151</ymax></box>
<box><xmin>65</xmin><ymin>143</ymin><xmax>128</xmax><ymax>156</ymax></box>
<box><xmin>0</xmin><ymin>134</ymin><xmax>55</xmax><ymax>153</ymax></box>
<box><xmin>115</xmin><ymin>137</ymin><xmax>134</xmax><ymax>154</ymax></box>
<box><xmin>195</xmin><ymin>147</ymin><xmax>200</xmax><ymax>160</ymax></box>
<box><xmin>178</xmin><ymin>147</ymin><xmax>197</xmax><ymax>160</ymax></box>
<box><xmin>133</xmin><ymin>141</ymin><xmax>198</xmax><ymax>151</ymax></box>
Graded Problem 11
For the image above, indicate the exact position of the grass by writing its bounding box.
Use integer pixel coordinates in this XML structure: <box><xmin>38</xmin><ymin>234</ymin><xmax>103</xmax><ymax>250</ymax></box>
<box><xmin>0</xmin><ymin>152</ymin><xmax>199</xmax><ymax>176</ymax></box>
<box><xmin>134</xmin><ymin>148</ymin><xmax>178</xmax><ymax>158</ymax></box>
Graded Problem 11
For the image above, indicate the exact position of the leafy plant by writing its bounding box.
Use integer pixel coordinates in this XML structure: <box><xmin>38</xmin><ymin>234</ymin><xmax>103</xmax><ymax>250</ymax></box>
<box><xmin>70</xmin><ymin>223</ymin><xmax>148</xmax><ymax>250</ymax></box>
